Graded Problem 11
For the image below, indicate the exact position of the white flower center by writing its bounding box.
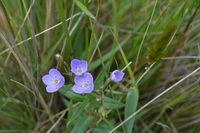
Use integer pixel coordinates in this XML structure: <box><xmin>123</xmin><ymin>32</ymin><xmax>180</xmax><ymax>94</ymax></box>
<box><xmin>81</xmin><ymin>81</ymin><xmax>89</xmax><ymax>89</ymax></box>
<box><xmin>54</xmin><ymin>79</ymin><xmax>59</xmax><ymax>85</ymax></box>
<box><xmin>77</xmin><ymin>68</ymin><xmax>82</xmax><ymax>73</ymax></box>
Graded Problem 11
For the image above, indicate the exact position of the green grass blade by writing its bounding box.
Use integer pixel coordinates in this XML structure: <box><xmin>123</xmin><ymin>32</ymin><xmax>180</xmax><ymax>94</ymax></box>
<box><xmin>67</xmin><ymin>100</ymin><xmax>88</xmax><ymax>126</ymax></box>
<box><xmin>75</xmin><ymin>0</ymin><xmax>96</xmax><ymax>20</ymax></box>
<box><xmin>71</xmin><ymin>112</ymin><xmax>92</xmax><ymax>133</ymax></box>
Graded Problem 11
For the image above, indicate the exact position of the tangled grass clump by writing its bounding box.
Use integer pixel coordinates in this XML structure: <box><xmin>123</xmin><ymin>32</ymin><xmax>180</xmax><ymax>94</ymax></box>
<box><xmin>0</xmin><ymin>0</ymin><xmax>200</xmax><ymax>132</ymax></box>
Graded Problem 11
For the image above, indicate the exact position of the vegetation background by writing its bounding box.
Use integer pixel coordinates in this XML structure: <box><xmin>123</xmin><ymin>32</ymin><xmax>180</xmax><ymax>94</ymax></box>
<box><xmin>0</xmin><ymin>0</ymin><xmax>200</xmax><ymax>132</ymax></box>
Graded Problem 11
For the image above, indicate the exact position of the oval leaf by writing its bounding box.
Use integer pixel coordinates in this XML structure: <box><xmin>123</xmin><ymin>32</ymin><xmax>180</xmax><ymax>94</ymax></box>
<box><xmin>71</xmin><ymin>112</ymin><xmax>92</xmax><ymax>133</ymax></box>
<box><xmin>124</xmin><ymin>87</ymin><xmax>139</xmax><ymax>133</ymax></box>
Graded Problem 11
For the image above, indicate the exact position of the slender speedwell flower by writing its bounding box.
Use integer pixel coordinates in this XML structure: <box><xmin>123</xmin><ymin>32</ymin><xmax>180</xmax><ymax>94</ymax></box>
<box><xmin>71</xmin><ymin>59</ymin><xmax>88</xmax><ymax>76</ymax></box>
<box><xmin>72</xmin><ymin>72</ymin><xmax>94</xmax><ymax>94</ymax></box>
<box><xmin>110</xmin><ymin>70</ymin><xmax>125</xmax><ymax>83</ymax></box>
<box><xmin>42</xmin><ymin>68</ymin><xmax>65</xmax><ymax>93</ymax></box>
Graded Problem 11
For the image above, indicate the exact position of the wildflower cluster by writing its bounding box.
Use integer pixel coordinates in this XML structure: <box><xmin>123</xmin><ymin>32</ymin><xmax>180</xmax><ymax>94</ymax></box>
<box><xmin>71</xmin><ymin>59</ymin><xmax>94</xmax><ymax>94</ymax></box>
<box><xmin>42</xmin><ymin>59</ymin><xmax>125</xmax><ymax>94</ymax></box>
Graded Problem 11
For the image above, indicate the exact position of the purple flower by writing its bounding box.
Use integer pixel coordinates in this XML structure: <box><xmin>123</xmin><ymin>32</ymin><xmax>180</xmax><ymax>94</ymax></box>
<box><xmin>71</xmin><ymin>59</ymin><xmax>88</xmax><ymax>76</ymax></box>
<box><xmin>42</xmin><ymin>68</ymin><xmax>65</xmax><ymax>93</ymax></box>
<box><xmin>72</xmin><ymin>72</ymin><xmax>94</xmax><ymax>94</ymax></box>
<box><xmin>110</xmin><ymin>70</ymin><xmax>125</xmax><ymax>83</ymax></box>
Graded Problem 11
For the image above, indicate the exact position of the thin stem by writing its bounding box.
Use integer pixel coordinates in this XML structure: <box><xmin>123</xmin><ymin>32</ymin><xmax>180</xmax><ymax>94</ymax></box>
<box><xmin>122</xmin><ymin>61</ymin><xmax>132</xmax><ymax>71</ymax></box>
<box><xmin>88</xmin><ymin>30</ymin><xmax>104</xmax><ymax>64</ymax></box>
<box><xmin>136</xmin><ymin>62</ymin><xmax>156</xmax><ymax>85</ymax></box>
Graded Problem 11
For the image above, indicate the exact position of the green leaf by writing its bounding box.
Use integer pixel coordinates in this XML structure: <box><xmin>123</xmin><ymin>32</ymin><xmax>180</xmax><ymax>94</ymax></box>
<box><xmin>93</xmin><ymin>120</ymin><xmax>114</xmax><ymax>133</ymax></box>
<box><xmin>67</xmin><ymin>100</ymin><xmax>88</xmax><ymax>126</ymax></box>
<box><xmin>103</xmin><ymin>96</ymin><xmax>124</xmax><ymax>109</ymax></box>
<box><xmin>66</xmin><ymin>101</ymin><xmax>73</xmax><ymax>132</ymax></box>
<box><xmin>75</xmin><ymin>0</ymin><xmax>96</xmax><ymax>20</ymax></box>
<box><xmin>124</xmin><ymin>87</ymin><xmax>139</xmax><ymax>133</ymax></box>
<box><xmin>71</xmin><ymin>112</ymin><xmax>92</xmax><ymax>133</ymax></box>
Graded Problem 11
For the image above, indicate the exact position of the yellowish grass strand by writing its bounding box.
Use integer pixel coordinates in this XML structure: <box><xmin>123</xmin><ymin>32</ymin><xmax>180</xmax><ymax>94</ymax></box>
<box><xmin>135</xmin><ymin>62</ymin><xmax>156</xmax><ymax>85</ymax></box>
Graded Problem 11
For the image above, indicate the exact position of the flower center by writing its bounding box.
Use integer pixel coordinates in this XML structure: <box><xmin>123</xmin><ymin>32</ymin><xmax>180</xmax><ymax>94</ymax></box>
<box><xmin>54</xmin><ymin>79</ymin><xmax>59</xmax><ymax>84</ymax></box>
<box><xmin>81</xmin><ymin>82</ymin><xmax>89</xmax><ymax>89</ymax></box>
<box><xmin>77</xmin><ymin>68</ymin><xmax>82</xmax><ymax>73</ymax></box>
